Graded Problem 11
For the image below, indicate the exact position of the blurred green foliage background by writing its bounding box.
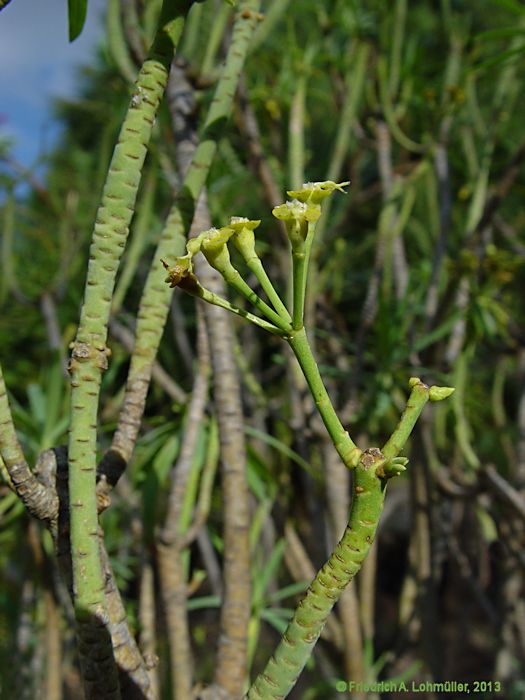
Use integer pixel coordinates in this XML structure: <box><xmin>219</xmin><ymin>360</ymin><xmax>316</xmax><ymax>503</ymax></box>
<box><xmin>1</xmin><ymin>1</ymin><xmax>525</xmax><ymax>697</ymax></box>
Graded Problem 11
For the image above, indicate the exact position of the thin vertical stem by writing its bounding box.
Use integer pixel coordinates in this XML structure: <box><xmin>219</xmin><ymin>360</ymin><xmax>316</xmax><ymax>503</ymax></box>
<box><xmin>388</xmin><ymin>0</ymin><xmax>407</xmax><ymax>98</ymax></box>
<box><xmin>200</xmin><ymin>1</ymin><xmax>232</xmax><ymax>76</ymax></box>
<box><xmin>287</xmin><ymin>327</ymin><xmax>361</xmax><ymax>468</ymax></box>
<box><xmin>159</xmin><ymin>305</ymin><xmax>210</xmax><ymax>699</ymax></box>
<box><xmin>313</xmin><ymin>41</ymin><xmax>369</xmax><ymax>250</ymax></box>
<box><xmin>291</xmin><ymin>219</ymin><xmax>318</xmax><ymax>330</ymax></box>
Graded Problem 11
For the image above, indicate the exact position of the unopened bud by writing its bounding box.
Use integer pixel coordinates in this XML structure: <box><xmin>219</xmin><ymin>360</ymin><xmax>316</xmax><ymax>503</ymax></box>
<box><xmin>429</xmin><ymin>386</ymin><xmax>455</xmax><ymax>402</ymax></box>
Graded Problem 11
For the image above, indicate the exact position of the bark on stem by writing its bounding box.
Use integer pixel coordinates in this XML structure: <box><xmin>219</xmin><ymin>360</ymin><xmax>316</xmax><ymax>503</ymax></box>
<box><xmin>0</xmin><ymin>364</ymin><xmax>58</xmax><ymax>523</ymax></box>
<box><xmin>159</xmin><ymin>306</ymin><xmax>210</xmax><ymax>700</ymax></box>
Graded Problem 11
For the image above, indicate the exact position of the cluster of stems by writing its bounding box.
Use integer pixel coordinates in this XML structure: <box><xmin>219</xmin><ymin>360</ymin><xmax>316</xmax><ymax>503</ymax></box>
<box><xmin>1</xmin><ymin>4</ymin><xmax>262</xmax><ymax>698</ymax></box>
<box><xmin>163</xmin><ymin>180</ymin><xmax>454</xmax><ymax>698</ymax></box>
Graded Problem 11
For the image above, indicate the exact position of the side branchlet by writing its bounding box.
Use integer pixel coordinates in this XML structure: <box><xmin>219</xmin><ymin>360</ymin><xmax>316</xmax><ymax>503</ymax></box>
<box><xmin>377</xmin><ymin>456</ymin><xmax>409</xmax><ymax>479</ymax></box>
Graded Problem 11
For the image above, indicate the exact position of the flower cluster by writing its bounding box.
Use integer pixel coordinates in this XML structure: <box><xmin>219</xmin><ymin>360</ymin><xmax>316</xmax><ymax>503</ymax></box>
<box><xmin>162</xmin><ymin>181</ymin><xmax>350</xmax><ymax>288</ymax></box>
<box><xmin>272</xmin><ymin>181</ymin><xmax>349</xmax><ymax>249</ymax></box>
<box><xmin>161</xmin><ymin>182</ymin><xmax>350</xmax><ymax>334</ymax></box>
<box><xmin>162</xmin><ymin>218</ymin><xmax>262</xmax><ymax>289</ymax></box>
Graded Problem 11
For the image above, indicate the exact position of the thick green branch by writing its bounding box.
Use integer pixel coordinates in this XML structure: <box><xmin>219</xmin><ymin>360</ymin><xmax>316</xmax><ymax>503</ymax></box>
<box><xmin>246</xmin><ymin>448</ymin><xmax>386</xmax><ymax>699</ymax></box>
<box><xmin>67</xmin><ymin>3</ymin><xmax>194</xmax><ymax>695</ymax></box>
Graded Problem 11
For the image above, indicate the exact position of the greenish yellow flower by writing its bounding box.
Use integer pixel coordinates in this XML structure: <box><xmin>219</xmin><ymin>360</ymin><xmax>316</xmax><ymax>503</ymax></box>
<box><xmin>200</xmin><ymin>226</ymin><xmax>236</xmax><ymax>272</ymax></box>
<box><xmin>201</xmin><ymin>226</ymin><xmax>235</xmax><ymax>251</ymax></box>
<box><xmin>287</xmin><ymin>180</ymin><xmax>350</xmax><ymax>205</ymax></box>
<box><xmin>229</xmin><ymin>217</ymin><xmax>261</xmax><ymax>231</ymax></box>
<box><xmin>228</xmin><ymin>217</ymin><xmax>261</xmax><ymax>261</ymax></box>
<box><xmin>272</xmin><ymin>199</ymin><xmax>321</xmax><ymax>223</ymax></box>
<box><xmin>272</xmin><ymin>199</ymin><xmax>321</xmax><ymax>249</ymax></box>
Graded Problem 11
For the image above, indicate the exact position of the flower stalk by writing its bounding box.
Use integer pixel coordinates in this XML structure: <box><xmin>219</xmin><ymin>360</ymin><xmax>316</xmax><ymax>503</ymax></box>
<box><xmin>229</xmin><ymin>218</ymin><xmax>292</xmax><ymax>323</ymax></box>
<box><xmin>201</xmin><ymin>227</ymin><xmax>292</xmax><ymax>331</ymax></box>
<box><xmin>287</xmin><ymin>327</ymin><xmax>361</xmax><ymax>468</ymax></box>
<box><xmin>161</xmin><ymin>259</ymin><xmax>285</xmax><ymax>335</ymax></box>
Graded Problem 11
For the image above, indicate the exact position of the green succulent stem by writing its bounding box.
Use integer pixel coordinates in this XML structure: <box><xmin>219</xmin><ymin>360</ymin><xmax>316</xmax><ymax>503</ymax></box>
<box><xmin>312</xmin><ymin>42</ymin><xmax>369</xmax><ymax>251</ymax></box>
<box><xmin>250</xmin><ymin>258</ymin><xmax>292</xmax><ymax>321</ymax></box>
<box><xmin>160</xmin><ymin>192</ymin><xmax>455</xmax><ymax>700</ymax></box>
<box><xmin>0</xmin><ymin>362</ymin><xmax>28</xmax><ymax>477</ymax></box>
<box><xmin>216</xmin><ymin>261</ymin><xmax>291</xmax><ymax>331</ymax></box>
<box><xmin>381</xmin><ymin>378</ymin><xmax>454</xmax><ymax>460</ymax></box>
<box><xmin>165</xmin><ymin>0</ymin><xmax>262</xmax><ymax>235</ymax></box>
<box><xmin>286</xmin><ymin>327</ymin><xmax>361</xmax><ymax>468</ymax></box>
<box><xmin>381</xmin><ymin>378</ymin><xmax>431</xmax><ymax>459</ymax></box>
<box><xmin>66</xmin><ymin>2</ymin><xmax>193</xmax><ymax>694</ymax></box>
<box><xmin>246</xmin><ymin>375</ymin><xmax>454</xmax><ymax>698</ymax></box>
<box><xmin>246</xmin><ymin>448</ymin><xmax>386</xmax><ymax>699</ymax></box>
<box><xmin>107</xmin><ymin>0</ymin><xmax>137</xmax><ymax>83</ymax></box>
<box><xmin>0</xmin><ymin>363</ymin><xmax>58</xmax><ymax>521</ymax></box>
<box><xmin>228</xmin><ymin>274</ymin><xmax>291</xmax><ymax>331</ymax></box>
